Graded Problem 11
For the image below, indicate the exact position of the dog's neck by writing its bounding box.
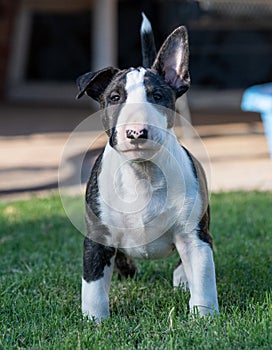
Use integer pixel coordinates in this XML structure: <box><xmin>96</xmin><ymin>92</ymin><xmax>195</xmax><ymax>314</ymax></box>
<box><xmin>101</xmin><ymin>127</ymin><xmax>188</xmax><ymax>203</ymax></box>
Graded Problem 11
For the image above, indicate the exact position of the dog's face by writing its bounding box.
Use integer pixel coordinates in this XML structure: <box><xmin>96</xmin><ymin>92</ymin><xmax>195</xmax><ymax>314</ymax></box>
<box><xmin>77</xmin><ymin>26</ymin><xmax>190</xmax><ymax>159</ymax></box>
<box><xmin>100</xmin><ymin>67</ymin><xmax>177</xmax><ymax>159</ymax></box>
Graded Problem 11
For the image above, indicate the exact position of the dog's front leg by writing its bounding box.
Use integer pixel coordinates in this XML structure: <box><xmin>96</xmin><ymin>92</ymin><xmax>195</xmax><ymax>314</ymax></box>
<box><xmin>175</xmin><ymin>234</ymin><xmax>219</xmax><ymax>316</ymax></box>
<box><xmin>82</xmin><ymin>237</ymin><xmax>116</xmax><ymax>321</ymax></box>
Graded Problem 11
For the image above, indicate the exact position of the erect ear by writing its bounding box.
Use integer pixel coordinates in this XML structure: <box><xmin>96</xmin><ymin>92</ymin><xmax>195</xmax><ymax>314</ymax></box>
<box><xmin>151</xmin><ymin>26</ymin><xmax>190</xmax><ymax>97</ymax></box>
<box><xmin>76</xmin><ymin>67</ymin><xmax>119</xmax><ymax>101</ymax></box>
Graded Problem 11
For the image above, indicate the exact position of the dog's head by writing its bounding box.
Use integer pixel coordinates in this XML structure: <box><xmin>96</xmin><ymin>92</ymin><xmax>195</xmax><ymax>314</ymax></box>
<box><xmin>76</xmin><ymin>25</ymin><xmax>190</xmax><ymax>159</ymax></box>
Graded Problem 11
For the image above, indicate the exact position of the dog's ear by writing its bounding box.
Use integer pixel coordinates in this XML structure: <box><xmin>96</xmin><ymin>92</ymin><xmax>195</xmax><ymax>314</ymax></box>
<box><xmin>76</xmin><ymin>67</ymin><xmax>119</xmax><ymax>101</ymax></box>
<box><xmin>151</xmin><ymin>26</ymin><xmax>190</xmax><ymax>97</ymax></box>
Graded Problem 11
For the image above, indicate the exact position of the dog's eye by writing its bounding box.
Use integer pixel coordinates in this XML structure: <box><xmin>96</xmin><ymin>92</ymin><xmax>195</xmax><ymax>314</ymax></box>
<box><xmin>110</xmin><ymin>93</ymin><xmax>120</xmax><ymax>102</ymax></box>
<box><xmin>153</xmin><ymin>92</ymin><xmax>163</xmax><ymax>101</ymax></box>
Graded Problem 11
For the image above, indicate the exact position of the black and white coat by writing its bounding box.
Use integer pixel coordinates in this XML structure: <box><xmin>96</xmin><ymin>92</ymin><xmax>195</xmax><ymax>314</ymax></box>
<box><xmin>77</xmin><ymin>14</ymin><xmax>219</xmax><ymax>321</ymax></box>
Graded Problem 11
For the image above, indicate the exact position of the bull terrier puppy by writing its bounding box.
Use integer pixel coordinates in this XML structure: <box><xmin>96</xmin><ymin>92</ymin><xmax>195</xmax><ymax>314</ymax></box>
<box><xmin>76</xmin><ymin>13</ymin><xmax>219</xmax><ymax>321</ymax></box>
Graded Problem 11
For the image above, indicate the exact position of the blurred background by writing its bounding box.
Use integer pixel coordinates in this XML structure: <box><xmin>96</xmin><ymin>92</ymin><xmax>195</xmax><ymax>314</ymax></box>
<box><xmin>1</xmin><ymin>0</ymin><xmax>272</xmax><ymax>197</ymax></box>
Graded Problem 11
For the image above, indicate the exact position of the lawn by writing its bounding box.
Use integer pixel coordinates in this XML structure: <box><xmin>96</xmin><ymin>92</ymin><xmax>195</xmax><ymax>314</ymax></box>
<box><xmin>0</xmin><ymin>192</ymin><xmax>271</xmax><ymax>349</ymax></box>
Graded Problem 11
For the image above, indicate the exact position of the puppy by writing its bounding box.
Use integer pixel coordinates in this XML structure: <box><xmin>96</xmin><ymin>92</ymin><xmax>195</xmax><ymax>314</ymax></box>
<box><xmin>76</xmin><ymin>13</ymin><xmax>219</xmax><ymax>321</ymax></box>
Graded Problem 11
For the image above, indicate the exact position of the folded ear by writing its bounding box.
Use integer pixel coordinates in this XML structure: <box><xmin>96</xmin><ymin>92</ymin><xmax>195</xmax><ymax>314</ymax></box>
<box><xmin>151</xmin><ymin>26</ymin><xmax>190</xmax><ymax>97</ymax></box>
<box><xmin>76</xmin><ymin>67</ymin><xmax>119</xmax><ymax>101</ymax></box>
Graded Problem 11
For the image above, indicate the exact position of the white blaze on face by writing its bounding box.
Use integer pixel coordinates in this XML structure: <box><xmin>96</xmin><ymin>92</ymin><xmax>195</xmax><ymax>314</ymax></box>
<box><xmin>125</xmin><ymin>68</ymin><xmax>147</xmax><ymax>104</ymax></box>
<box><xmin>114</xmin><ymin>68</ymin><xmax>168</xmax><ymax>154</ymax></box>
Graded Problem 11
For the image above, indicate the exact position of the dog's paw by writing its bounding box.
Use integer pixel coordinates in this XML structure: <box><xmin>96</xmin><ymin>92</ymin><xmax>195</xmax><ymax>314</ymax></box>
<box><xmin>82</xmin><ymin>305</ymin><xmax>110</xmax><ymax>323</ymax></box>
<box><xmin>189</xmin><ymin>304</ymin><xmax>219</xmax><ymax>318</ymax></box>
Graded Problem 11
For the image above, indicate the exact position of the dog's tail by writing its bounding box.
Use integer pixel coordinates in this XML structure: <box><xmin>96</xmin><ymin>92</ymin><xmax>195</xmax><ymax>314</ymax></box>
<box><xmin>140</xmin><ymin>12</ymin><xmax>156</xmax><ymax>68</ymax></box>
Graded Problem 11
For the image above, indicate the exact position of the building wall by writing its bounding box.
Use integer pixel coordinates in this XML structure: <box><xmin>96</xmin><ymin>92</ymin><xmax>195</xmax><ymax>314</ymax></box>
<box><xmin>118</xmin><ymin>0</ymin><xmax>272</xmax><ymax>89</ymax></box>
<box><xmin>2</xmin><ymin>0</ymin><xmax>272</xmax><ymax>103</ymax></box>
<box><xmin>0</xmin><ymin>0</ymin><xmax>18</xmax><ymax>97</ymax></box>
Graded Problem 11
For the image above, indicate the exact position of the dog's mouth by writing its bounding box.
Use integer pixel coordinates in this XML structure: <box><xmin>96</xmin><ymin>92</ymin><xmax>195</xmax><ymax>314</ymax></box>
<box><xmin>115</xmin><ymin>139</ymin><xmax>162</xmax><ymax>160</ymax></box>
<box><xmin>127</xmin><ymin>139</ymin><xmax>153</xmax><ymax>151</ymax></box>
<box><xmin>129</xmin><ymin>138</ymin><xmax>148</xmax><ymax>145</ymax></box>
<box><xmin>124</xmin><ymin>138</ymin><xmax>160</xmax><ymax>150</ymax></box>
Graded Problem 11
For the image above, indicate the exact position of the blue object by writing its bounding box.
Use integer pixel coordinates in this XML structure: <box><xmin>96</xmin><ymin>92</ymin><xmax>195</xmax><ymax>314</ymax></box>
<box><xmin>241</xmin><ymin>83</ymin><xmax>272</xmax><ymax>158</ymax></box>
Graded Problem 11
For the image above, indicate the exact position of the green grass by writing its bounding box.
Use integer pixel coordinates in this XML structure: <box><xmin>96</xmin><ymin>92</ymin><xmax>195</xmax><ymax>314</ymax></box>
<box><xmin>0</xmin><ymin>192</ymin><xmax>271</xmax><ymax>349</ymax></box>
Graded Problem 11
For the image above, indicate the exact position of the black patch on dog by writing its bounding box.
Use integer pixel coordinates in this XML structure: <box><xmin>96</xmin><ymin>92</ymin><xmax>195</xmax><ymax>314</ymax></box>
<box><xmin>181</xmin><ymin>146</ymin><xmax>197</xmax><ymax>179</ymax></box>
<box><xmin>180</xmin><ymin>146</ymin><xmax>213</xmax><ymax>249</ymax></box>
<box><xmin>100</xmin><ymin>69</ymin><xmax>129</xmax><ymax>108</ymax></box>
<box><xmin>198</xmin><ymin>229</ymin><xmax>213</xmax><ymax>249</ymax></box>
<box><xmin>83</xmin><ymin>237</ymin><xmax>116</xmax><ymax>282</ymax></box>
<box><xmin>144</xmin><ymin>70</ymin><xmax>175</xmax><ymax>108</ymax></box>
<box><xmin>99</xmin><ymin>70</ymin><xmax>129</xmax><ymax>139</ymax></box>
<box><xmin>144</xmin><ymin>69</ymin><xmax>176</xmax><ymax>128</ymax></box>
<box><xmin>198</xmin><ymin>205</ymin><xmax>213</xmax><ymax>249</ymax></box>
<box><xmin>76</xmin><ymin>67</ymin><xmax>119</xmax><ymax>101</ymax></box>
<box><xmin>86</xmin><ymin>151</ymin><xmax>104</xmax><ymax>217</ymax></box>
<box><xmin>115</xmin><ymin>250</ymin><xmax>137</xmax><ymax>280</ymax></box>
<box><xmin>84</xmin><ymin>151</ymin><xmax>137</xmax><ymax>282</ymax></box>
<box><xmin>141</xmin><ymin>29</ymin><xmax>156</xmax><ymax>68</ymax></box>
<box><xmin>85</xmin><ymin>150</ymin><xmax>114</xmax><ymax>246</ymax></box>
<box><xmin>109</xmin><ymin>127</ymin><xmax>118</xmax><ymax>147</ymax></box>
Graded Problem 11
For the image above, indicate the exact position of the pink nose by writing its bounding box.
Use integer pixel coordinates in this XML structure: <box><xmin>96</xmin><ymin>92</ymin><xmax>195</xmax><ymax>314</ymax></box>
<box><xmin>126</xmin><ymin>128</ymin><xmax>148</xmax><ymax>140</ymax></box>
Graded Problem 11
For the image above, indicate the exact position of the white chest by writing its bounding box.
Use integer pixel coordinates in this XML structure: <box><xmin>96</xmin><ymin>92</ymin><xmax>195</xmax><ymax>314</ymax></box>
<box><xmin>97</xmin><ymin>140</ymin><xmax>202</xmax><ymax>255</ymax></box>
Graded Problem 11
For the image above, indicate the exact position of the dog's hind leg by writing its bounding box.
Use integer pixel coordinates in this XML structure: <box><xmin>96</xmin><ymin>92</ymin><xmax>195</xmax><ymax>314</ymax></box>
<box><xmin>173</xmin><ymin>259</ymin><xmax>189</xmax><ymax>291</ymax></box>
<box><xmin>114</xmin><ymin>250</ymin><xmax>137</xmax><ymax>280</ymax></box>
<box><xmin>174</xmin><ymin>233</ymin><xmax>219</xmax><ymax>317</ymax></box>
<box><xmin>82</xmin><ymin>237</ymin><xmax>116</xmax><ymax>321</ymax></box>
